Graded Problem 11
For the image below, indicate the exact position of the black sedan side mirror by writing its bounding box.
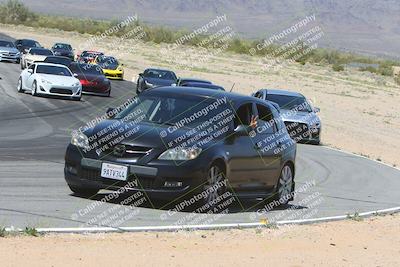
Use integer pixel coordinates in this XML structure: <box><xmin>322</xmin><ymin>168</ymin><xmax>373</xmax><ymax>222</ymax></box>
<box><xmin>106</xmin><ymin>107</ymin><xmax>116</xmax><ymax>118</ymax></box>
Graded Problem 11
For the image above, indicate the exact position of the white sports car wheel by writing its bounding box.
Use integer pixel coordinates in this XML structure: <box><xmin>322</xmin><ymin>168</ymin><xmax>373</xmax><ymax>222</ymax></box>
<box><xmin>31</xmin><ymin>81</ymin><xmax>37</xmax><ymax>96</ymax></box>
<box><xmin>17</xmin><ymin>78</ymin><xmax>24</xmax><ymax>93</ymax></box>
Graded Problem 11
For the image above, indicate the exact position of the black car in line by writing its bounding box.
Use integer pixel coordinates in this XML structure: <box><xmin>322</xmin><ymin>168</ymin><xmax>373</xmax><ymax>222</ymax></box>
<box><xmin>15</xmin><ymin>39</ymin><xmax>42</xmax><ymax>54</ymax></box>
<box><xmin>176</xmin><ymin>77</ymin><xmax>212</xmax><ymax>86</ymax></box>
<box><xmin>43</xmin><ymin>56</ymin><xmax>73</xmax><ymax>66</ymax></box>
<box><xmin>51</xmin><ymin>43</ymin><xmax>74</xmax><ymax>60</ymax></box>
<box><xmin>64</xmin><ymin>87</ymin><xmax>296</xmax><ymax>208</ymax></box>
<box><xmin>68</xmin><ymin>62</ymin><xmax>111</xmax><ymax>96</ymax></box>
<box><xmin>181</xmin><ymin>82</ymin><xmax>225</xmax><ymax>91</ymax></box>
<box><xmin>136</xmin><ymin>68</ymin><xmax>177</xmax><ymax>94</ymax></box>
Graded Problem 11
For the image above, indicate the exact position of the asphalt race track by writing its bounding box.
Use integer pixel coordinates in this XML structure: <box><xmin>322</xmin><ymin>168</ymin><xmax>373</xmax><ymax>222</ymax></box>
<box><xmin>1</xmin><ymin>55</ymin><xmax>400</xmax><ymax>229</ymax></box>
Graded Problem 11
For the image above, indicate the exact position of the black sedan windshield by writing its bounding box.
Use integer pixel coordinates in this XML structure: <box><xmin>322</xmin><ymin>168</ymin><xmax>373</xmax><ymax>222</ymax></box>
<box><xmin>144</xmin><ymin>69</ymin><xmax>176</xmax><ymax>80</ymax></box>
<box><xmin>36</xmin><ymin>65</ymin><xmax>72</xmax><ymax>76</ymax></box>
<box><xmin>53</xmin><ymin>43</ymin><xmax>72</xmax><ymax>50</ymax></box>
<box><xmin>266</xmin><ymin>94</ymin><xmax>312</xmax><ymax>112</ymax></box>
<box><xmin>115</xmin><ymin>94</ymin><xmax>229</xmax><ymax>127</ymax></box>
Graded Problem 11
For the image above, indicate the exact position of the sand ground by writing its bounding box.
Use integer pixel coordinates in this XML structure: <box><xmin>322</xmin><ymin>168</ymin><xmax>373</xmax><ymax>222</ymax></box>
<box><xmin>1</xmin><ymin>213</ymin><xmax>400</xmax><ymax>266</ymax></box>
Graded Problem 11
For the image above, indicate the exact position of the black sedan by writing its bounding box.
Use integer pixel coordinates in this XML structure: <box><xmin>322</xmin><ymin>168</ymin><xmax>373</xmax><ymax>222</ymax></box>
<box><xmin>14</xmin><ymin>39</ymin><xmax>42</xmax><ymax>54</ymax></box>
<box><xmin>136</xmin><ymin>68</ymin><xmax>177</xmax><ymax>94</ymax></box>
<box><xmin>176</xmin><ymin>77</ymin><xmax>212</xmax><ymax>86</ymax></box>
<box><xmin>43</xmin><ymin>56</ymin><xmax>73</xmax><ymax>66</ymax></box>
<box><xmin>68</xmin><ymin>62</ymin><xmax>111</xmax><ymax>96</ymax></box>
<box><xmin>51</xmin><ymin>43</ymin><xmax>74</xmax><ymax>59</ymax></box>
<box><xmin>64</xmin><ymin>87</ymin><xmax>296</xmax><ymax>209</ymax></box>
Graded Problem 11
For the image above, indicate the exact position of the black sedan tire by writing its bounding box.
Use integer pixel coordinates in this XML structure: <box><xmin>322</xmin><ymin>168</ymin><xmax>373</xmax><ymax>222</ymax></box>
<box><xmin>202</xmin><ymin>162</ymin><xmax>227</xmax><ymax>210</ymax></box>
<box><xmin>275</xmin><ymin>164</ymin><xmax>294</xmax><ymax>205</ymax></box>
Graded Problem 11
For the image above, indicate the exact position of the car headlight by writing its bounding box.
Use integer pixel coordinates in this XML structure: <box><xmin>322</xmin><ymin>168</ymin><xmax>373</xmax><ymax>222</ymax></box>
<box><xmin>41</xmin><ymin>78</ymin><xmax>52</xmax><ymax>85</ymax></box>
<box><xmin>71</xmin><ymin>132</ymin><xmax>89</xmax><ymax>149</ymax></box>
<box><xmin>145</xmin><ymin>80</ymin><xmax>153</xmax><ymax>87</ymax></box>
<box><xmin>72</xmin><ymin>81</ymin><xmax>80</xmax><ymax>87</ymax></box>
<box><xmin>158</xmin><ymin>147</ymin><xmax>202</xmax><ymax>160</ymax></box>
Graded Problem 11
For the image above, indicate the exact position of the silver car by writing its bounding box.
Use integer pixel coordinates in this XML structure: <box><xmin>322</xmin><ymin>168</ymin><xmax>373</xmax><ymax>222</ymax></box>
<box><xmin>252</xmin><ymin>89</ymin><xmax>321</xmax><ymax>145</ymax></box>
<box><xmin>0</xmin><ymin>40</ymin><xmax>20</xmax><ymax>63</ymax></box>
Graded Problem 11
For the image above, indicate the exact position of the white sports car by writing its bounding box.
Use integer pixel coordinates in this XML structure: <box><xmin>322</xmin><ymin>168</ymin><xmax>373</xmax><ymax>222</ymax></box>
<box><xmin>20</xmin><ymin>48</ymin><xmax>53</xmax><ymax>69</ymax></box>
<box><xmin>17</xmin><ymin>63</ymin><xmax>82</xmax><ymax>100</ymax></box>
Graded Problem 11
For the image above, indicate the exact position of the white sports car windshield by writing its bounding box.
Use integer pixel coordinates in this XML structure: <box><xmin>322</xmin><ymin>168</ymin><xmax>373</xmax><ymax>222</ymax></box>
<box><xmin>36</xmin><ymin>65</ymin><xmax>72</xmax><ymax>76</ymax></box>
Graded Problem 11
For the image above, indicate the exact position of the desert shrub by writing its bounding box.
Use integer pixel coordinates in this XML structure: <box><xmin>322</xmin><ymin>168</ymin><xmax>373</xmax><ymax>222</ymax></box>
<box><xmin>395</xmin><ymin>75</ymin><xmax>400</xmax><ymax>85</ymax></box>
<box><xmin>332</xmin><ymin>64</ymin><xmax>345</xmax><ymax>72</ymax></box>
<box><xmin>0</xmin><ymin>0</ymin><xmax>36</xmax><ymax>23</ymax></box>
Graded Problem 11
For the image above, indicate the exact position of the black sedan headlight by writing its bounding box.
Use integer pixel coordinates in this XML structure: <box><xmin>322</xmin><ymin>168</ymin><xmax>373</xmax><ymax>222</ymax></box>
<box><xmin>71</xmin><ymin>132</ymin><xmax>89</xmax><ymax>149</ymax></box>
<box><xmin>158</xmin><ymin>147</ymin><xmax>202</xmax><ymax>160</ymax></box>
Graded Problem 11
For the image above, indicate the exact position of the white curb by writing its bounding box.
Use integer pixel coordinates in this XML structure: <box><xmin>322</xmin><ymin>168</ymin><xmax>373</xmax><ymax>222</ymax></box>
<box><xmin>5</xmin><ymin>206</ymin><xmax>400</xmax><ymax>234</ymax></box>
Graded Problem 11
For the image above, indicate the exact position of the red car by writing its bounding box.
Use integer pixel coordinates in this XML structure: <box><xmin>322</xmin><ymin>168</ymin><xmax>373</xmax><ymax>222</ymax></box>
<box><xmin>69</xmin><ymin>62</ymin><xmax>111</xmax><ymax>96</ymax></box>
<box><xmin>76</xmin><ymin>50</ymin><xmax>104</xmax><ymax>64</ymax></box>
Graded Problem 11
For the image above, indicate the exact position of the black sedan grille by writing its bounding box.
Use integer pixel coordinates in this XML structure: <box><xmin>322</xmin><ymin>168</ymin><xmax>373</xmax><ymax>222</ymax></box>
<box><xmin>105</xmin><ymin>144</ymin><xmax>152</xmax><ymax>159</ymax></box>
<box><xmin>78</xmin><ymin>167</ymin><xmax>155</xmax><ymax>189</ymax></box>
<box><xmin>284</xmin><ymin>121</ymin><xmax>310</xmax><ymax>141</ymax></box>
<box><xmin>50</xmin><ymin>88</ymin><xmax>73</xmax><ymax>95</ymax></box>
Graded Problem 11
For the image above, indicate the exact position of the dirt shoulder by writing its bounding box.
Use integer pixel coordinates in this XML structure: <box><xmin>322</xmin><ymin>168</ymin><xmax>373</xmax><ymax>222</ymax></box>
<box><xmin>1</xmin><ymin>24</ymin><xmax>399</xmax><ymax>167</ymax></box>
<box><xmin>0</xmin><ymin>213</ymin><xmax>399</xmax><ymax>266</ymax></box>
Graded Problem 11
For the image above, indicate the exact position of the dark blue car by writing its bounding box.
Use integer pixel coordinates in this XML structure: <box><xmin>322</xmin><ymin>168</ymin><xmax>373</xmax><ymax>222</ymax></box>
<box><xmin>136</xmin><ymin>68</ymin><xmax>177</xmax><ymax>94</ymax></box>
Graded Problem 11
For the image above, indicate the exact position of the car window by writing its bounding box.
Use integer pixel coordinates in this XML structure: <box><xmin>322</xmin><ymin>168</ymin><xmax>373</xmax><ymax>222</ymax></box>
<box><xmin>234</xmin><ymin>103</ymin><xmax>254</xmax><ymax>128</ymax></box>
<box><xmin>254</xmin><ymin>91</ymin><xmax>264</xmax><ymax>99</ymax></box>
<box><xmin>0</xmin><ymin>41</ymin><xmax>15</xmax><ymax>48</ymax></box>
<box><xmin>256</xmin><ymin>104</ymin><xmax>276</xmax><ymax>134</ymax></box>
<box><xmin>144</xmin><ymin>69</ymin><xmax>175</xmax><ymax>80</ymax></box>
<box><xmin>36</xmin><ymin>65</ymin><xmax>72</xmax><ymax>76</ymax></box>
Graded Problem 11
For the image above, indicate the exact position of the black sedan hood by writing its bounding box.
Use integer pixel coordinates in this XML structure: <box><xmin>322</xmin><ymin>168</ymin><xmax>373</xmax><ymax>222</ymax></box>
<box><xmin>90</xmin><ymin>120</ymin><xmax>189</xmax><ymax>149</ymax></box>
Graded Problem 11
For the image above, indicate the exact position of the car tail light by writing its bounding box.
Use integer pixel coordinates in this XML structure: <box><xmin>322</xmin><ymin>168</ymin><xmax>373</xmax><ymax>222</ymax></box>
<box><xmin>80</xmin><ymin>79</ymin><xmax>89</xmax><ymax>85</ymax></box>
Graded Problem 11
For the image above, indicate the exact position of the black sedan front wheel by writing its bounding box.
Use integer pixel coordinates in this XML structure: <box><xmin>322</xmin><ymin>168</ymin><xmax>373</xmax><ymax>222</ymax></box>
<box><xmin>276</xmin><ymin>164</ymin><xmax>294</xmax><ymax>205</ymax></box>
<box><xmin>202</xmin><ymin>162</ymin><xmax>227</xmax><ymax>209</ymax></box>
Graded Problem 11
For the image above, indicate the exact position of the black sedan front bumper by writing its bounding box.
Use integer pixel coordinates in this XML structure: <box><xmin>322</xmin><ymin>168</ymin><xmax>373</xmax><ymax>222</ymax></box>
<box><xmin>64</xmin><ymin>145</ymin><xmax>208</xmax><ymax>200</ymax></box>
